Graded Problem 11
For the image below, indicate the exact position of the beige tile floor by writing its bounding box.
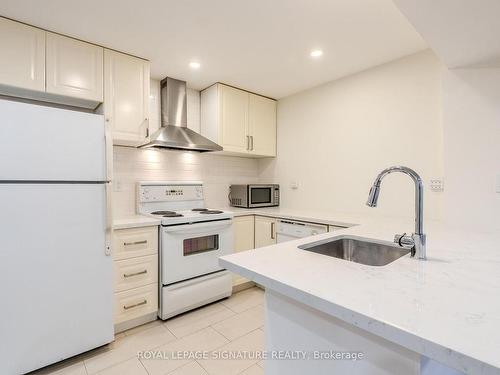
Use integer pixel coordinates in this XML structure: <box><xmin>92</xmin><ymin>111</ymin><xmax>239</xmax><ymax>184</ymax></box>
<box><xmin>30</xmin><ymin>287</ymin><xmax>265</xmax><ymax>375</ymax></box>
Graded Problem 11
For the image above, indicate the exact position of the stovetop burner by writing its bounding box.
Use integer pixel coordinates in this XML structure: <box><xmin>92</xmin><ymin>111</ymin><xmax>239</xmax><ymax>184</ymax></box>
<box><xmin>163</xmin><ymin>213</ymin><xmax>184</xmax><ymax>217</ymax></box>
<box><xmin>151</xmin><ymin>210</ymin><xmax>184</xmax><ymax>217</ymax></box>
<box><xmin>191</xmin><ymin>208</ymin><xmax>209</xmax><ymax>212</ymax></box>
<box><xmin>199</xmin><ymin>210</ymin><xmax>224</xmax><ymax>214</ymax></box>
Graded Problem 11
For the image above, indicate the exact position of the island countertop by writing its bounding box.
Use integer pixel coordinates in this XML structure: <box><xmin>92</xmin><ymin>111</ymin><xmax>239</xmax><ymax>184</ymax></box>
<box><xmin>220</xmin><ymin>218</ymin><xmax>500</xmax><ymax>375</ymax></box>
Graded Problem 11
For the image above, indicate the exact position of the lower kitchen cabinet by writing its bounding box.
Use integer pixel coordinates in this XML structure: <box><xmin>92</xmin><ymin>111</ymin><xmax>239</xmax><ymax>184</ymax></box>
<box><xmin>112</xmin><ymin>225</ymin><xmax>159</xmax><ymax>333</ymax></box>
<box><xmin>113</xmin><ymin>254</ymin><xmax>158</xmax><ymax>292</ymax></box>
<box><xmin>254</xmin><ymin>215</ymin><xmax>277</xmax><ymax>248</ymax></box>
<box><xmin>113</xmin><ymin>284</ymin><xmax>158</xmax><ymax>326</ymax></box>
<box><xmin>232</xmin><ymin>215</ymin><xmax>255</xmax><ymax>287</ymax></box>
<box><xmin>112</xmin><ymin>226</ymin><xmax>158</xmax><ymax>260</ymax></box>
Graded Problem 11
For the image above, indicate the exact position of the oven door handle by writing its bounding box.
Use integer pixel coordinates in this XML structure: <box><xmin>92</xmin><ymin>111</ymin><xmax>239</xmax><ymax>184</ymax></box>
<box><xmin>164</xmin><ymin>220</ymin><xmax>232</xmax><ymax>234</ymax></box>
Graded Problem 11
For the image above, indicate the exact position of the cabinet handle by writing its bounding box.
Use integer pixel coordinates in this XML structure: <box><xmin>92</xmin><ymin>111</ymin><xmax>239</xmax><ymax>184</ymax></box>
<box><xmin>142</xmin><ymin>118</ymin><xmax>149</xmax><ymax>139</ymax></box>
<box><xmin>123</xmin><ymin>269</ymin><xmax>148</xmax><ymax>278</ymax></box>
<box><xmin>123</xmin><ymin>299</ymin><xmax>147</xmax><ymax>310</ymax></box>
<box><xmin>250</xmin><ymin>136</ymin><xmax>254</xmax><ymax>151</ymax></box>
<box><xmin>271</xmin><ymin>222</ymin><xmax>275</xmax><ymax>240</ymax></box>
<box><xmin>246</xmin><ymin>135</ymin><xmax>250</xmax><ymax>150</ymax></box>
<box><xmin>123</xmin><ymin>240</ymin><xmax>147</xmax><ymax>246</ymax></box>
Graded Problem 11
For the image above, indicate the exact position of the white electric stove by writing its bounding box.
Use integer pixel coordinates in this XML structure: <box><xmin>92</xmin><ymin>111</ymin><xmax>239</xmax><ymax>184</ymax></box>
<box><xmin>137</xmin><ymin>181</ymin><xmax>234</xmax><ymax>320</ymax></box>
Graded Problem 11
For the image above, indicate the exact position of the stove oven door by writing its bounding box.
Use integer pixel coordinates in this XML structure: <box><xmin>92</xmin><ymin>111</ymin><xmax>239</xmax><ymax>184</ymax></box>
<box><xmin>161</xmin><ymin>219</ymin><xmax>233</xmax><ymax>285</ymax></box>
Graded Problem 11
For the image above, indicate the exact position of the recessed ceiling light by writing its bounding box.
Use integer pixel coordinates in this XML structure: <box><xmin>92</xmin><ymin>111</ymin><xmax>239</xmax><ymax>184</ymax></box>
<box><xmin>310</xmin><ymin>50</ymin><xmax>323</xmax><ymax>58</ymax></box>
<box><xmin>189</xmin><ymin>61</ymin><xmax>201</xmax><ymax>69</ymax></box>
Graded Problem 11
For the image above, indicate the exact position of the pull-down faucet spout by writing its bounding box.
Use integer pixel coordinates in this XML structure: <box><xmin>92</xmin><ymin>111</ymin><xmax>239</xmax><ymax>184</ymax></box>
<box><xmin>366</xmin><ymin>166</ymin><xmax>426</xmax><ymax>259</ymax></box>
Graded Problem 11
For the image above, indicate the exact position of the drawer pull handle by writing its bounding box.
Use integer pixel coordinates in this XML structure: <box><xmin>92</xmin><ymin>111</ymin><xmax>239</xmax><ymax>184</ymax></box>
<box><xmin>123</xmin><ymin>299</ymin><xmax>147</xmax><ymax>310</ymax></box>
<box><xmin>123</xmin><ymin>270</ymin><xmax>148</xmax><ymax>278</ymax></box>
<box><xmin>123</xmin><ymin>240</ymin><xmax>147</xmax><ymax>246</ymax></box>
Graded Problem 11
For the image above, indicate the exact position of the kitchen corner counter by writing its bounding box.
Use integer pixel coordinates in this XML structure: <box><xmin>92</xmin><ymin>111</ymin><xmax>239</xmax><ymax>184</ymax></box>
<box><xmin>225</xmin><ymin>207</ymin><xmax>362</xmax><ymax>227</ymax></box>
<box><xmin>220</xmin><ymin>219</ymin><xmax>500</xmax><ymax>375</ymax></box>
<box><xmin>113</xmin><ymin>215</ymin><xmax>161</xmax><ymax>230</ymax></box>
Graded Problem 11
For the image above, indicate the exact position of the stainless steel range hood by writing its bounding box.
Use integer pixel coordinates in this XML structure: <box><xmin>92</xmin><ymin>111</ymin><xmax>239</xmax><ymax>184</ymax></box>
<box><xmin>140</xmin><ymin>77</ymin><xmax>222</xmax><ymax>152</ymax></box>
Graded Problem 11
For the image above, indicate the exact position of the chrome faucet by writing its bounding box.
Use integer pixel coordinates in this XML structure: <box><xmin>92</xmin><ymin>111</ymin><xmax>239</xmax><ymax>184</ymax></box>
<box><xmin>366</xmin><ymin>166</ymin><xmax>426</xmax><ymax>260</ymax></box>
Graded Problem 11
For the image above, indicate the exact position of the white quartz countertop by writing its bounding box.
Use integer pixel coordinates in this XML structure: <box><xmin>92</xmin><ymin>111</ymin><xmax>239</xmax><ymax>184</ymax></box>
<box><xmin>220</xmin><ymin>217</ymin><xmax>500</xmax><ymax>375</ymax></box>
<box><xmin>113</xmin><ymin>215</ymin><xmax>161</xmax><ymax>230</ymax></box>
<box><xmin>225</xmin><ymin>207</ymin><xmax>362</xmax><ymax>227</ymax></box>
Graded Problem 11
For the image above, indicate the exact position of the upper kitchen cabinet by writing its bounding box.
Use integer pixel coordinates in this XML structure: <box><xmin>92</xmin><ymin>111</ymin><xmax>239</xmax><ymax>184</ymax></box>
<box><xmin>46</xmin><ymin>33</ymin><xmax>103</xmax><ymax>103</ymax></box>
<box><xmin>0</xmin><ymin>17</ymin><xmax>45</xmax><ymax>93</ymax></box>
<box><xmin>248</xmin><ymin>94</ymin><xmax>277</xmax><ymax>156</ymax></box>
<box><xmin>104</xmin><ymin>49</ymin><xmax>150</xmax><ymax>146</ymax></box>
<box><xmin>220</xmin><ymin>85</ymin><xmax>249</xmax><ymax>153</ymax></box>
<box><xmin>0</xmin><ymin>17</ymin><xmax>103</xmax><ymax>109</ymax></box>
<box><xmin>201</xmin><ymin>83</ymin><xmax>277</xmax><ymax>157</ymax></box>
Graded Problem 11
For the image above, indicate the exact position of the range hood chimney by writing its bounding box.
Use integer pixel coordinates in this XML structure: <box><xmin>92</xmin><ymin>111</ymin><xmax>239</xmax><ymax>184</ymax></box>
<box><xmin>140</xmin><ymin>77</ymin><xmax>222</xmax><ymax>152</ymax></box>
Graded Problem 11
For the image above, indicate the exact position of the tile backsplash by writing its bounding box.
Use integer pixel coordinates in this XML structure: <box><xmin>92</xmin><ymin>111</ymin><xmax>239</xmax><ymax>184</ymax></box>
<box><xmin>112</xmin><ymin>81</ymin><xmax>260</xmax><ymax>218</ymax></box>
<box><xmin>112</xmin><ymin>146</ymin><xmax>260</xmax><ymax>217</ymax></box>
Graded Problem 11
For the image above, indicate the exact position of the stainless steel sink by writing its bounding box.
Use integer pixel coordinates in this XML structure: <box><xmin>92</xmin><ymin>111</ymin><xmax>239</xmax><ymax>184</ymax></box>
<box><xmin>298</xmin><ymin>236</ymin><xmax>410</xmax><ymax>266</ymax></box>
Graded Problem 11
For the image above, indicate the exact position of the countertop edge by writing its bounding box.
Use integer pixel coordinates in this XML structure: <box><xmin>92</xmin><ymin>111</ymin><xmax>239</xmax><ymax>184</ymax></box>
<box><xmin>113</xmin><ymin>216</ymin><xmax>161</xmax><ymax>230</ymax></box>
<box><xmin>229</xmin><ymin>208</ymin><xmax>359</xmax><ymax>228</ymax></box>
<box><xmin>219</xmin><ymin>255</ymin><xmax>498</xmax><ymax>375</ymax></box>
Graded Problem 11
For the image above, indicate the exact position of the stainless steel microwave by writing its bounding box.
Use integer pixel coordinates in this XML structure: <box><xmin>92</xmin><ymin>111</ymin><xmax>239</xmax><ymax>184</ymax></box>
<box><xmin>229</xmin><ymin>184</ymin><xmax>280</xmax><ymax>208</ymax></box>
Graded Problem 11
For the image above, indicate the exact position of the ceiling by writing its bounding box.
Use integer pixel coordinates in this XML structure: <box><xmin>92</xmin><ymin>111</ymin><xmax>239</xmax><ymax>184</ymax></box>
<box><xmin>0</xmin><ymin>0</ymin><xmax>427</xmax><ymax>98</ymax></box>
<box><xmin>394</xmin><ymin>0</ymin><xmax>500</xmax><ymax>68</ymax></box>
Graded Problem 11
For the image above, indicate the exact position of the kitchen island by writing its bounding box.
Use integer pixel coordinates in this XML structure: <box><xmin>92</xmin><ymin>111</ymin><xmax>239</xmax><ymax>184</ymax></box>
<box><xmin>220</xmin><ymin>218</ymin><xmax>500</xmax><ymax>375</ymax></box>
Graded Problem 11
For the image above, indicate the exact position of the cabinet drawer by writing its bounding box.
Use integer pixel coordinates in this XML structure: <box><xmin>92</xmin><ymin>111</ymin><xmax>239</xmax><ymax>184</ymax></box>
<box><xmin>114</xmin><ymin>255</ymin><xmax>158</xmax><ymax>292</ymax></box>
<box><xmin>114</xmin><ymin>284</ymin><xmax>158</xmax><ymax>324</ymax></box>
<box><xmin>113</xmin><ymin>226</ymin><xmax>158</xmax><ymax>260</ymax></box>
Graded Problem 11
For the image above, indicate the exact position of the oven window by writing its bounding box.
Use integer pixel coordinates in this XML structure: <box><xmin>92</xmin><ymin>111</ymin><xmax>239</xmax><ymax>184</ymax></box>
<box><xmin>250</xmin><ymin>187</ymin><xmax>271</xmax><ymax>204</ymax></box>
<box><xmin>183</xmin><ymin>235</ymin><xmax>219</xmax><ymax>256</ymax></box>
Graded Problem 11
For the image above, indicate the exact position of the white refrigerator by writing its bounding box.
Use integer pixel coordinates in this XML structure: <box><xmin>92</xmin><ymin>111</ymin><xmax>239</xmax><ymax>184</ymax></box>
<box><xmin>0</xmin><ymin>99</ymin><xmax>114</xmax><ymax>374</ymax></box>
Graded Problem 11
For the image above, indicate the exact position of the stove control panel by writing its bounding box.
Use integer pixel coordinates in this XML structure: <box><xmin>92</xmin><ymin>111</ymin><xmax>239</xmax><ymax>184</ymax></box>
<box><xmin>139</xmin><ymin>184</ymin><xmax>204</xmax><ymax>202</ymax></box>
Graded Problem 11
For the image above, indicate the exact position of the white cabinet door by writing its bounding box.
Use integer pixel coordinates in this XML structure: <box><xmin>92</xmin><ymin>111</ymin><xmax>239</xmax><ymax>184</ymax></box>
<box><xmin>249</xmin><ymin>94</ymin><xmax>277</xmax><ymax>157</ymax></box>
<box><xmin>0</xmin><ymin>17</ymin><xmax>45</xmax><ymax>92</ymax></box>
<box><xmin>220</xmin><ymin>84</ymin><xmax>249</xmax><ymax>153</ymax></box>
<box><xmin>46</xmin><ymin>32</ymin><xmax>103</xmax><ymax>102</ymax></box>
<box><xmin>255</xmin><ymin>216</ymin><xmax>277</xmax><ymax>248</ymax></box>
<box><xmin>232</xmin><ymin>216</ymin><xmax>255</xmax><ymax>286</ymax></box>
<box><xmin>234</xmin><ymin>216</ymin><xmax>255</xmax><ymax>252</ymax></box>
<box><xmin>201</xmin><ymin>83</ymin><xmax>277</xmax><ymax>157</ymax></box>
<box><xmin>104</xmin><ymin>49</ymin><xmax>150</xmax><ymax>146</ymax></box>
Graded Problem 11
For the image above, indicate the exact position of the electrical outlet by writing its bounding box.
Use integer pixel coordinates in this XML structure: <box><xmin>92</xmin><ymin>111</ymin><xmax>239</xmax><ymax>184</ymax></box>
<box><xmin>290</xmin><ymin>181</ymin><xmax>299</xmax><ymax>190</ymax></box>
<box><xmin>430</xmin><ymin>179</ymin><xmax>444</xmax><ymax>192</ymax></box>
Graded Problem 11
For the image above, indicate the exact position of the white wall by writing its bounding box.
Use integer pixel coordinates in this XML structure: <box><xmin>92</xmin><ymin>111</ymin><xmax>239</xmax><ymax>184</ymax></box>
<box><xmin>442</xmin><ymin>68</ymin><xmax>500</xmax><ymax>232</ymax></box>
<box><xmin>259</xmin><ymin>50</ymin><xmax>444</xmax><ymax>221</ymax></box>
<box><xmin>112</xmin><ymin>80</ymin><xmax>259</xmax><ymax>217</ymax></box>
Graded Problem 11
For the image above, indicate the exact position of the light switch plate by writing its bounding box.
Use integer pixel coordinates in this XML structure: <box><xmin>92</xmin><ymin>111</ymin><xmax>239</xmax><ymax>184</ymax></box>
<box><xmin>290</xmin><ymin>181</ymin><xmax>299</xmax><ymax>190</ymax></box>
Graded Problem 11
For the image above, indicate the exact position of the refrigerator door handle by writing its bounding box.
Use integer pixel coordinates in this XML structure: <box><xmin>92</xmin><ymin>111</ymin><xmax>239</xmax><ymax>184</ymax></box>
<box><xmin>104</xmin><ymin>117</ymin><xmax>113</xmax><ymax>182</ymax></box>
<box><xmin>104</xmin><ymin>117</ymin><xmax>113</xmax><ymax>256</ymax></box>
<box><xmin>105</xmin><ymin>182</ymin><xmax>112</xmax><ymax>256</ymax></box>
